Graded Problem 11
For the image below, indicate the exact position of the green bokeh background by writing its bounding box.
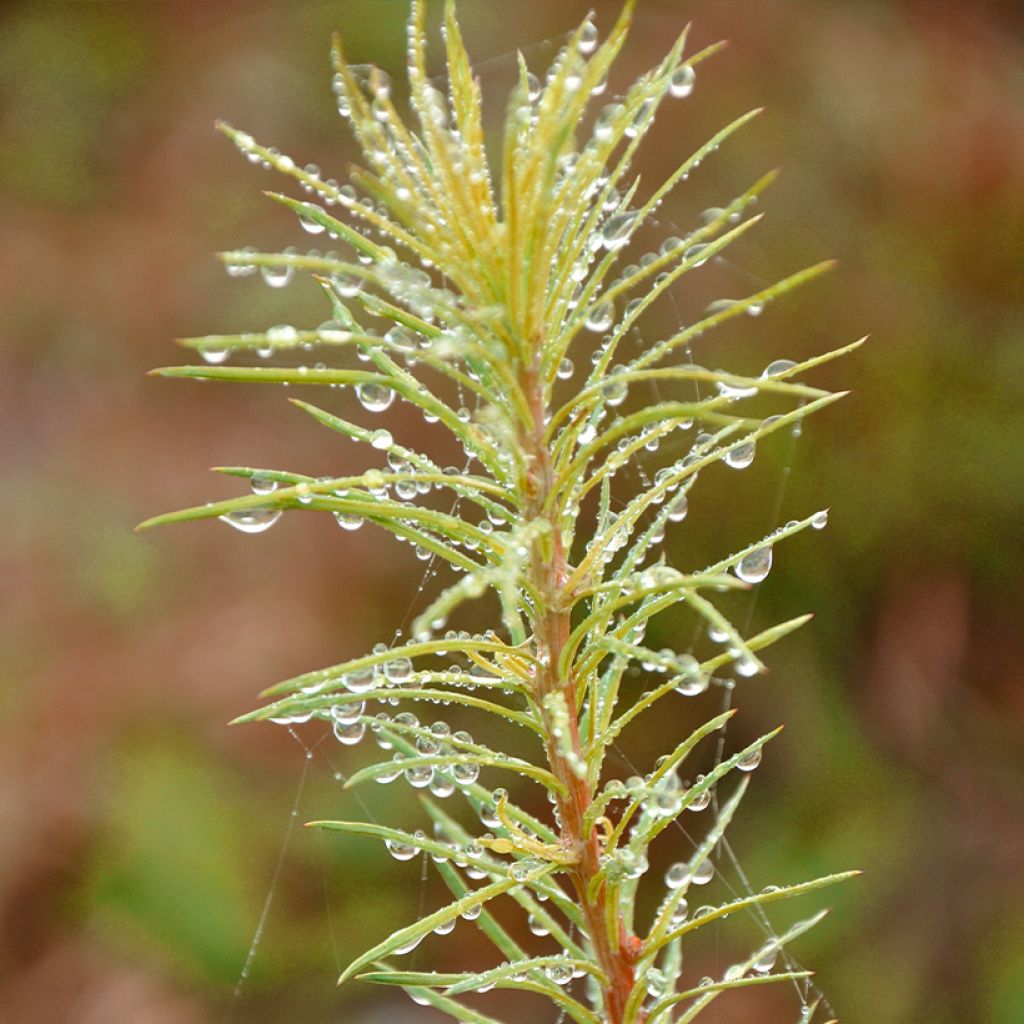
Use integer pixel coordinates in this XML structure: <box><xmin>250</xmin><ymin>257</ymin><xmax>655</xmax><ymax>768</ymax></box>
<box><xmin>2</xmin><ymin>2</ymin><xmax>1022</xmax><ymax>1022</ymax></box>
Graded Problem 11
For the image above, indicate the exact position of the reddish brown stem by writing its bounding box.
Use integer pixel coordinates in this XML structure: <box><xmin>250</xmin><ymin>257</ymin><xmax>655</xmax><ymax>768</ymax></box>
<box><xmin>520</xmin><ymin>359</ymin><xmax>644</xmax><ymax>1024</ymax></box>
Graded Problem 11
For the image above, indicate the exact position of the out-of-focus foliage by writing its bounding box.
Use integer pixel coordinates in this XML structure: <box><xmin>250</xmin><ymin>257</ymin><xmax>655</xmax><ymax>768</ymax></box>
<box><xmin>1</xmin><ymin>2</ymin><xmax>1022</xmax><ymax>1023</ymax></box>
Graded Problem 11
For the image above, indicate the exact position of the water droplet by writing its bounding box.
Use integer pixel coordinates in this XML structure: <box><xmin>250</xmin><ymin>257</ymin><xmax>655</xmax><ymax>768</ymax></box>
<box><xmin>670</xmin><ymin>64</ymin><xmax>696</xmax><ymax>98</ymax></box>
<box><xmin>334</xmin><ymin>511</ymin><xmax>363</xmax><ymax>531</ymax></box>
<box><xmin>725</xmin><ymin>440</ymin><xmax>755</xmax><ymax>470</ymax></box>
<box><xmin>342</xmin><ymin>666</ymin><xmax>374</xmax><ymax>694</ymax></box>
<box><xmin>691</xmin><ymin>858</ymin><xmax>714</xmax><ymax>886</ymax></box>
<box><xmin>715</xmin><ymin>375</ymin><xmax>759</xmax><ymax>400</ymax></box>
<box><xmin>683</xmin><ymin>243</ymin><xmax>710</xmax><ymax>268</ymax></box>
<box><xmin>384</xmin><ymin>656</ymin><xmax>412</xmax><ymax>683</ymax></box>
<box><xmin>357</xmin><ymin>382</ymin><xmax>395</xmax><ymax>413</ymax></box>
<box><xmin>667</xmin><ymin>493</ymin><xmax>689</xmax><ymax>522</ymax></box>
<box><xmin>578</xmin><ymin>19</ymin><xmax>598</xmax><ymax>54</ymax></box>
<box><xmin>333</xmin><ymin>719</ymin><xmax>366</xmax><ymax>745</ymax></box>
<box><xmin>299</xmin><ymin>212</ymin><xmax>325</xmax><ymax>235</ymax></box>
<box><xmin>250</xmin><ymin>474</ymin><xmax>278</xmax><ymax>496</ymax></box>
<box><xmin>761</xmin><ymin>358</ymin><xmax>797</xmax><ymax>378</ymax></box>
<box><xmin>601</xmin><ymin>211</ymin><xmax>639</xmax><ymax>251</ymax></box>
<box><xmin>665</xmin><ymin>862</ymin><xmax>689</xmax><ymax>890</ymax></box>
<box><xmin>429</xmin><ymin>770</ymin><xmax>455</xmax><ymax>798</ymax></box>
<box><xmin>735</xmin><ymin>652</ymin><xmax>760</xmax><ymax>677</ymax></box>
<box><xmin>737</xmin><ymin>747</ymin><xmax>762</xmax><ymax>772</ymax></box>
<box><xmin>557</xmin><ymin>357</ymin><xmax>574</xmax><ymax>380</ymax></box>
<box><xmin>645</xmin><ymin>968</ymin><xmax>667</xmax><ymax>998</ymax></box>
<box><xmin>260</xmin><ymin>263</ymin><xmax>294</xmax><ymax>289</ymax></box>
<box><xmin>676</xmin><ymin>666</ymin><xmax>708</xmax><ymax>697</ymax></box>
<box><xmin>585</xmin><ymin>300</ymin><xmax>614</xmax><ymax>333</ymax></box>
<box><xmin>546</xmin><ymin>962</ymin><xmax>572</xmax><ymax>986</ymax></box>
<box><xmin>405</xmin><ymin>763</ymin><xmax>434</xmax><ymax>789</ymax></box>
<box><xmin>752</xmin><ymin>946</ymin><xmax>778</xmax><ymax>974</ymax></box>
<box><xmin>686</xmin><ymin>781</ymin><xmax>711</xmax><ymax>812</ymax></box>
<box><xmin>219</xmin><ymin>508</ymin><xmax>282</xmax><ymax>533</ymax></box>
<box><xmin>812</xmin><ymin>509</ymin><xmax>829</xmax><ymax>530</ymax></box>
<box><xmin>370</xmin><ymin>428</ymin><xmax>393</xmax><ymax>450</ymax></box>
<box><xmin>510</xmin><ymin>858</ymin><xmax>539</xmax><ymax>882</ymax></box>
<box><xmin>318</xmin><ymin>320</ymin><xmax>350</xmax><ymax>343</ymax></box>
<box><xmin>200</xmin><ymin>347</ymin><xmax>229</xmax><ymax>365</ymax></box>
<box><xmin>602</xmin><ymin>374</ymin><xmax>628</xmax><ymax>407</ymax></box>
<box><xmin>330</xmin><ymin>701</ymin><xmax>364</xmax><ymax>725</ymax></box>
<box><xmin>735</xmin><ymin>546</ymin><xmax>772</xmax><ymax>584</ymax></box>
<box><xmin>527</xmin><ymin>914</ymin><xmax>550</xmax><ymax>937</ymax></box>
<box><xmin>452</xmin><ymin>760</ymin><xmax>480</xmax><ymax>785</ymax></box>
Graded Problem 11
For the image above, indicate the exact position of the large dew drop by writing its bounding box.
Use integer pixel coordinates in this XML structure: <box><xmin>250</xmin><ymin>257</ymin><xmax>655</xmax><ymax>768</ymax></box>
<box><xmin>250</xmin><ymin>473</ymin><xmax>277</xmax><ymax>496</ymax></box>
<box><xmin>357</xmin><ymin>382</ymin><xmax>395</xmax><ymax>413</ymax></box>
<box><xmin>601</xmin><ymin>211</ymin><xmax>639</xmax><ymax>251</ymax></box>
<box><xmin>585</xmin><ymin>300</ymin><xmax>614</xmax><ymax>332</ymax></box>
<box><xmin>735</xmin><ymin>546</ymin><xmax>772</xmax><ymax>584</ymax></box>
<box><xmin>724</xmin><ymin>440</ymin><xmax>755</xmax><ymax>470</ymax></box>
<box><xmin>578</xmin><ymin>20</ymin><xmax>598</xmax><ymax>54</ymax></box>
<box><xmin>670</xmin><ymin>64</ymin><xmax>696</xmax><ymax>98</ymax></box>
<box><xmin>219</xmin><ymin>508</ymin><xmax>282</xmax><ymax>533</ymax></box>
<box><xmin>260</xmin><ymin>264</ymin><xmax>294</xmax><ymax>289</ymax></box>
<box><xmin>761</xmin><ymin>358</ymin><xmax>797</xmax><ymax>378</ymax></box>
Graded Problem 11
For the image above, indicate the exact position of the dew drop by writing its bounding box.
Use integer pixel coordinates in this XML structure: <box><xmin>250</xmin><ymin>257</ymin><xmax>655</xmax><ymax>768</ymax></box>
<box><xmin>219</xmin><ymin>508</ymin><xmax>282</xmax><ymax>533</ymax></box>
<box><xmin>405</xmin><ymin>763</ymin><xmax>434</xmax><ymax>788</ymax></box>
<box><xmin>667</xmin><ymin>493</ymin><xmax>689</xmax><ymax>522</ymax></box>
<box><xmin>761</xmin><ymin>358</ymin><xmax>797</xmax><ymax>378</ymax></box>
<box><xmin>691</xmin><ymin>858</ymin><xmax>714</xmax><ymax>886</ymax></box>
<box><xmin>452</xmin><ymin>760</ymin><xmax>480</xmax><ymax>785</ymax></box>
<box><xmin>333</xmin><ymin>720</ymin><xmax>366</xmax><ymax>745</ymax></box>
<box><xmin>200</xmin><ymin>347</ymin><xmax>229</xmax><ymax>365</ymax></box>
<box><xmin>812</xmin><ymin>509</ymin><xmax>829</xmax><ymax>530</ymax></box>
<box><xmin>546</xmin><ymin>962</ymin><xmax>572</xmax><ymax>986</ymax></box>
<box><xmin>600</xmin><ymin>211</ymin><xmax>639</xmax><ymax>251</ymax></box>
<box><xmin>370</xmin><ymin>428</ymin><xmax>393</xmax><ymax>450</ymax></box>
<box><xmin>736</xmin><ymin>747</ymin><xmax>763</xmax><ymax>772</ymax></box>
<box><xmin>686</xmin><ymin>782</ymin><xmax>711</xmax><ymax>812</ymax></box>
<box><xmin>585</xmin><ymin>300</ymin><xmax>614</xmax><ymax>332</ymax></box>
<box><xmin>669</xmin><ymin>64</ymin><xmax>696</xmax><ymax>98</ymax></box>
<box><xmin>684</xmin><ymin>243</ymin><xmax>710</xmax><ymax>267</ymax></box>
<box><xmin>334</xmin><ymin>511</ymin><xmax>364</xmax><ymax>531</ymax></box>
<box><xmin>332</xmin><ymin>272</ymin><xmax>363</xmax><ymax>298</ymax></box>
<box><xmin>578</xmin><ymin>20</ymin><xmax>598</xmax><ymax>54</ymax></box>
<box><xmin>250</xmin><ymin>473</ymin><xmax>277</xmax><ymax>496</ymax></box>
<box><xmin>384</xmin><ymin>656</ymin><xmax>412</xmax><ymax>683</ymax></box>
<box><xmin>735</xmin><ymin>652</ymin><xmax>760</xmax><ymax>677</ymax></box>
<box><xmin>357</xmin><ymin>382</ymin><xmax>395</xmax><ymax>413</ymax></box>
<box><xmin>752</xmin><ymin>946</ymin><xmax>779</xmax><ymax>974</ymax></box>
<box><xmin>665</xmin><ymin>862</ymin><xmax>689</xmax><ymax>890</ymax></box>
<box><xmin>557</xmin><ymin>357</ymin><xmax>575</xmax><ymax>380</ymax></box>
<box><xmin>735</xmin><ymin>546</ymin><xmax>772</xmax><ymax>584</ymax></box>
<box><xmin>260</xmin><ymin>263</ymin><xmax>294</xmax><ymax>289</ymax></box>
<box><xmin>724</xmin><ymin>440</ymin><xmax>756</xmax><ymax>470</ymax></box>
<box><xmin>299</xmin><ymin>213</ymin><xmax>325</xmax><ymax>235</ymax></box>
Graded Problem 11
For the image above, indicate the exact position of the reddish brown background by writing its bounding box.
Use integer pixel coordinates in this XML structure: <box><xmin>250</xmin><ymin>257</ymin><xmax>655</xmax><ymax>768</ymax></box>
<box><xmin>2</xmin><ymin>2</ymin><xmax>1023</xmax><ymax>1022</ymax></box>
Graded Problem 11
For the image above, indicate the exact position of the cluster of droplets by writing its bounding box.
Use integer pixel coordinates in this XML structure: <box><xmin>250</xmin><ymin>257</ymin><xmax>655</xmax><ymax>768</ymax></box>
<box><xmin>360</xmin><ymin>710</ymin><xmax>483</xmax><ymax>793</ymax></box>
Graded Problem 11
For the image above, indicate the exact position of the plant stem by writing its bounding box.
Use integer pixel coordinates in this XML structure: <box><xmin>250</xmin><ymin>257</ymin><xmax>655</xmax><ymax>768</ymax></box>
<box><xmin>522</xmin><ymin>358</ymin><xmax>644</xmax><ymax>1024</ymax></box>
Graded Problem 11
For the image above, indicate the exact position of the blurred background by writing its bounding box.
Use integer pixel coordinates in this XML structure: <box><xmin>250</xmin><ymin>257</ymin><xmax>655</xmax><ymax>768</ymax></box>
<box><xmin>2</xmin><ymin>1</ymin><xmax>1023</xmax><ymax>1021</ymax></box>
